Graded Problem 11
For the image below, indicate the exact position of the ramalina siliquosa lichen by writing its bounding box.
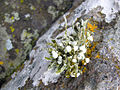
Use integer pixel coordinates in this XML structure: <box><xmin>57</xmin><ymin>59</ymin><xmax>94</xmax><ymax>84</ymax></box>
<box><xmin>45</xmin><ymin>16</ymin><xmax>97</xmax><ymax>78</ymax></box>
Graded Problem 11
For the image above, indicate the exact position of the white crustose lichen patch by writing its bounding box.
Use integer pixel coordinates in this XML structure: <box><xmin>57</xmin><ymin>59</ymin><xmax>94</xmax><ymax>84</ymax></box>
<box><xmin>6</xmin><ymin>39</ymin><xmax>13</xmax><ymax>50</ymax></box>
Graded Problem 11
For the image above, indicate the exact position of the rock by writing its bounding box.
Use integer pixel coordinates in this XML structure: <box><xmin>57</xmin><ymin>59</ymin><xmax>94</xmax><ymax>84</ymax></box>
<box><xmin>0</xmin><ymin>0</ymin><xmax>74</xmax><ymax>88</ymax></box>
<box><xmin>1</xmin><ymin>0</ymin><xmax>120</xmax><ymax>90</ymax></box>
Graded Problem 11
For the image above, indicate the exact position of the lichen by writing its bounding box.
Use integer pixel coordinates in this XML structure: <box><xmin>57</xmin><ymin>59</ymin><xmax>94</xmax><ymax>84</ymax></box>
<box><xmin>21</xmin><ymin>28</ymin><xmax>39</xmax><ymax>55</ymax></box>
<box><xmin>24</xmin><ymin>13</ymin><xmax>30</xmax><ymax>18</ymax></box>
<box><xmin>47</xmin><ymin>6</ymin><xmax>59</xmax><ymax>20</ymax></box>
<box><xmin>6</xmin><ymin>39</ymin><xmax>13</xmax><ymax>51</ymax></box>
<box><xmin>10</xmin><ymin>26</ymin><xmax>15</xmax><ymax>32</ymax></box>
<box><xmin>0</xmin><ymin>61</ymin><xmax>4</xmax><ymax>65</ymax></box>
<box><xmin>4</xmin><ymin>11</ymin><xmax>20</xmax><ymax>24</ymax></box>
<box><xmin>0</xmin><ymin>25</ymin><xmax>10</xmax><ymax>58</ymax></box>
<box><xmin>20</xmin><ymin>0</ymin><xmax>24</xmax><ymax>3</ymax></box>
<box><xmin>30</xmin><ymin>5</ymin><xmax>36</xmax><ymax>10</ymax></box>
<box><xmin>45</xmin><ymin>17</ymin><xmax>98</xmax><ymax>77</ymax></box>
<box><xmin>15</xmin><ymin>49</ymin><xmax>19</xmax><ymax>55</ymax></box>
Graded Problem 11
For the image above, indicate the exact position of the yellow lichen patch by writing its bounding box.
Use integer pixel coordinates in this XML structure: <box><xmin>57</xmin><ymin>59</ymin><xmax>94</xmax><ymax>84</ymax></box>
<box><xmin>87</xmin><ymin>23</ymin><xmax>97</xmax><ymax>32</ymax></box>
<box><xmin>88</xmin><ymin>43</ymin><xmax>92</xmax><ymax>47</ymax></box>
<box><xmin>93</xmin><ymin>42</ymin><xmax>98</xmax><ymax>46</ymax></box>
<box><xmin>115</xmin><ymin>65</ymin><xmax>120</xmax><ymax>70</ymax></box>
<box><xmin>110</xmin><ymin>38</ymin><xmax>113</xmax><ymax>40</ymax></box>
<box><xmin>4</xmin><ymin>47</ymin><xmax>7</xmax><ymax>51</ymax></box>
<box><xmin>80</xmin><ymin>66</ymin><xmax>84</xmax><ymax>69</ymax></box>
<box><xmin>15</xmin><ymin>49</ymin><xmax>19</xmax><ymax>54</ymax></box>
<box><xmin>111</xmin><ymin>46</ymin><xmax>114</xmax><ymax>50</ymax></box>
<box><xmin>0</xmin><ymin>61</ymin><xmax>4</xmax><ymax>65</ymax></box>
<box><xmin>95</xmin><ymin>53</ymin><xmax>100</xmax><ymax>59</ymax></box>
<box><xmin>86</xmin><ymin>42</ymin><xmax>98</xmax><ymax>59</ymax></box>
<box><xmin>82</xmin><ymin>67</ymin><xmax>87</xmax><ymax>73</ymax></box>
<box><xmin>11</xmin><ymin>16</ymin><xmax>14</xmax><ymax>20</ymax></box>
<box><xmin>86</xmin><ymin>48</ymin><xmax>92</xmax><ymax>55</ymax></box>
<box><xmin>91</xmin><ymin>46</ymin><xmax>96</xmax><ymax>51</ymax></box>
<box><xmin>85</xmin><ymin>39</ymin><xmax>88</xmax><ymax>43</ymax></box>
<box><xmin>13</xmin><ymin>34</ymin><xmax>15</xmax><ymax>38</ymax></box>
<box><xmin>91</xmin><ymin>42</ymin><xmax>98</xmax><ymax>51</ymax></box>
<box><xmin>20</xmin><ymin>0</ymin><xmax>24</xmax><ymax>3</ymax></box>
<box><xmin>66</xmin><ymin>75</ymin><xmax>70</xmax><ymax>78</ymax></box>
<box><xmin>10</xmin><ymin>26</ymin><xmax>15</xmax><ymax>32</ymax></box>
<box><xmin>82</xmin><ymin>60</ymin><xmax>85</xmax><ymax>65</ymax></box>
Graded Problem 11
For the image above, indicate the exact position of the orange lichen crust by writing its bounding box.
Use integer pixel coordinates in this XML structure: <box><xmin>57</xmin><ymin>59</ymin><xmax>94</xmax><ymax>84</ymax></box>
<box><xmin>87</xmin><ymin>22</ymin><xmax>97</xmax><ymax>32</ymax></box>
<box><xmin>95</xmin><ymin>52</ymin><xmax>100</xmax><ymax>59</ymax></box>
<box><xmin>0</xmin><ymin>61</ymin><xmax>4</xmax><ymax>65</ymax></box>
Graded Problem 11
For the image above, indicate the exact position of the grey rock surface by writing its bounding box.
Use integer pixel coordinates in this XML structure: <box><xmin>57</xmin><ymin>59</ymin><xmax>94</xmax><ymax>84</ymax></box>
<box><xmin>1</xmin><ymin>0</ymin><xmax>120</xmax><ymax>90</ymax></box>
<box><xmin>0</xmin><ymin>0</ymin><xmax>74</xmax><ymax>87</ymax></box>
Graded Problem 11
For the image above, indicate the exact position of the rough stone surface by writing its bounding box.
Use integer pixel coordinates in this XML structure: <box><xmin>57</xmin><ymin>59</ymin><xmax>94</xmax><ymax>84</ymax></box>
<box><xmin>0</xmin><ymin>0</ymin><xmax>74</xmax><ymax>87</ymax></box>
<box><xmin>1</xmin><ymin>0</ymin><xmax>120</xmax><ymax>90</ymax></box>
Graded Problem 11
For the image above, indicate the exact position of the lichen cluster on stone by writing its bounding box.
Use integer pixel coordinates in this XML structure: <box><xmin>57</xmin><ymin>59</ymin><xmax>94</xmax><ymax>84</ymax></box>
<box><xmin>21</xmin><ymin>28</ymin><xmax>39</xmax><ymax>53</ymax></box>
<box><xmin>4</xmin><ymin>11</ymin><xmax>20</xmax><ymax>24</ymax></box>
<box><xmin>45</xmin><ymin>17</ymin><xmax>97</xmax><ymax>77</ymax></box>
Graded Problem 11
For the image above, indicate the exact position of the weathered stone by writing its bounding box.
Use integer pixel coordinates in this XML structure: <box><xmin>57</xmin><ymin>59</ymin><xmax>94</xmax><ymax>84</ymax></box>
<box><xmin>0</xmin><ymin>0</ymin><xmax>74</xmax><ymax>88</ymax></box>
<box><xmin>1</xmin><ymin>0</ymin><xmax>120</xmax><ymax>90</ymax></box>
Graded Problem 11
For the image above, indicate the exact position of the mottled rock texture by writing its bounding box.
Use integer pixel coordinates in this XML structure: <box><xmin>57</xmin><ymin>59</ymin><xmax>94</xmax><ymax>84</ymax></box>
<box><xmin>1</xmin><ymin>0</ymin><xmax>120</xmax><ymax>90</ymax></box>
<box><xmin>0</xmin><ymin>0</ymin><xmax>74</xmax><ymax>88</ymax></box>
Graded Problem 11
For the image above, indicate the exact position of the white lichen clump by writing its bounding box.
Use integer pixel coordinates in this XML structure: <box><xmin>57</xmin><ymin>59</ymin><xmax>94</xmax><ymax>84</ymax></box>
<box><xmin>4</xmin><ymin>12</ymin><xmax>20</xmax><ymax>24</ymax></box>
<box><xmin>25</xmin><ymin>13</ymin><xmax>31</xmax><ymax>18</ymax></box>
<box><xmin>45</xmin><ymin>17</ymin><xmax>96</xmax><ymax>77</ymax></box>
<box><xmin>52</xmin><ymin>51</ymin><xmax>58</xmax><ymax>59</ymax></box>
